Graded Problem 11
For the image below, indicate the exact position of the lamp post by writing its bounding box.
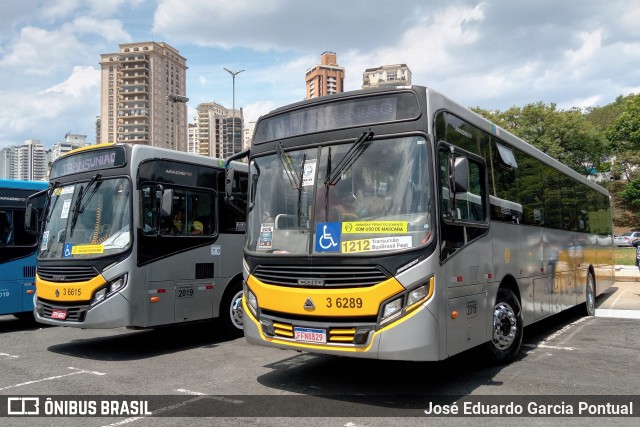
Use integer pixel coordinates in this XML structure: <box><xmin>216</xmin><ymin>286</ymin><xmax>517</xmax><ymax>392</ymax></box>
<box><xmin>166</xmin><ymin>94</ymin><xmax>189</xmax><ymax>152</ymax></box>
<box><xmin>223</xmin><ymin>68</ymin><xmax>244</xmax><ymax>157</ymax></box>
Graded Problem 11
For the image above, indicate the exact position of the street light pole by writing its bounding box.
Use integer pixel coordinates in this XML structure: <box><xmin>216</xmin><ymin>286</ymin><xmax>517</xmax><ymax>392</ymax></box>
<box><xmin>166</xmin><ymin>94</ymin><xmax>189</xmax><ymax>152</ymax></box>
<box><xmin>223</xmin><ymin>68</ymin><xmax>244</xmax><ymax>157</ymax></box>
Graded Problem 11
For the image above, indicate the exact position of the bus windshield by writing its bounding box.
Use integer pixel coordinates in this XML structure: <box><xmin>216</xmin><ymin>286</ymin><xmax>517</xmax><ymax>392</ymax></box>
<box><xmin>39</xmin><ymin>178</ymin><xmax>131</xmax><ymax>259</ymax></box>
<box><xmin>247</xmin><ymin>135</ymin><xmax>432</xmax><ymax>255</ymax></box>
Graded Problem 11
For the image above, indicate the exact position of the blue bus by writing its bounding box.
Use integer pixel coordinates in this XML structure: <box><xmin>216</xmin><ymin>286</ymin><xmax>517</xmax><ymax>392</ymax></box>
<box><xmin>0</xmin><ymin>179</ymin><xmax>48</xmax><ymax>319</ymax></box>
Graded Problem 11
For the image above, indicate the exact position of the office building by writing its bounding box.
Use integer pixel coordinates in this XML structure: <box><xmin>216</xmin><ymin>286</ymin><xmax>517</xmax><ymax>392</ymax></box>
<box><xmin>305</xmin><ymin>52</ymin><xmax>345</xmax><ymax>99</ymax></box>
<box><xmin>362</xmin><ymin>64</ymin><xmax>412</xmax><ymax>89</ymax></box>
<box><xmin>99</xmin><ymin>41</ymin><xmax>188</xmax><ymax>151</ymax></box>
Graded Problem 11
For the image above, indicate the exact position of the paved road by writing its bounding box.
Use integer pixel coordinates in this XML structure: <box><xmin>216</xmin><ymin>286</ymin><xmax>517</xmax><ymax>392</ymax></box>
<box><xmin>1</xmin><ymin>285</ymin><xmax>639</xmax><ymax>426</ymax></box>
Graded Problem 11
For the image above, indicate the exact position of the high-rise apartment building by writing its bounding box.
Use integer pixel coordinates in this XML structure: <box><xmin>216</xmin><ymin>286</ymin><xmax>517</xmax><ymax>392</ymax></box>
<box><xmin>188</xmin><ymin>122</ymin><xmax>199</xmax><ymax>155</ymax></box>
<box><xmin>305</xmin><ymin>52</ymin><xmax>345</xmax><ymax>99</ymax></box>
<box><xmin>51</xmin><ymin>133</ymin><xmax>87</xmax><ymax>163</ymax></box>
<box><xmin>0</xmin><ymin>146</ymin><xmax>17</xmax><ymax>179</ymax></box>
<box><xmin>1</xmin><ymin>140</ymin><xmax>47</xmax><ymax>181</ymax></box>
<box><xmin>99</xmin><ymin>41</ymin><xmax>188</xmax><ymax>151</ymax></box>
<box><xmin>362</xmin><ymin>64</ymin><xmax>412</xmax><ymax>89</ymax></box>
<box><xmin>195</xmin><ymin>102</ymin><xmax>243</xmax><ymax>159</ymax></box>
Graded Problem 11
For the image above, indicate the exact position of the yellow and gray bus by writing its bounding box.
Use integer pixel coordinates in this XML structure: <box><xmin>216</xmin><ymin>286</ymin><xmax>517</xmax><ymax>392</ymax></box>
<box><xmin>227</xmin><ymin>85</ymin><xmax>614</xmax><ymax>362</ymax></box>
<box><xmin>28</xmin><ymin>143</ymin><xmax>247</xmax><ymax>334</ymax></box>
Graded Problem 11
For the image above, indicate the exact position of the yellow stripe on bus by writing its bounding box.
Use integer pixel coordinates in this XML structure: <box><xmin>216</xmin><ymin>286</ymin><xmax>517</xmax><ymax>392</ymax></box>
<box><xmin>36</xmin><ymin>273</ymin><xmax>106</xmax><ymax>303</ymax></box>
<box><xmin>243</xmin><ymin>296</ymin><xmax>426</xmax><ymax>353</ymax></box>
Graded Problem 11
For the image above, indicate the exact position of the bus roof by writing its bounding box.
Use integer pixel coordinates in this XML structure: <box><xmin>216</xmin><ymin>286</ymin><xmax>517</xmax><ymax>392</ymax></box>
<box><xmin>0</xmin><ymin>178</ymin><xmax>48</xmax><ymax>190</ymax></box>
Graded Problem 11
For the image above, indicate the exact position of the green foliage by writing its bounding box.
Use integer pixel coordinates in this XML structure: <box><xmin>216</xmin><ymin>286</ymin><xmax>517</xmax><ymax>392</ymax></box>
<box><xmin>620</xmin><ymin>177</ymin><xmax>640</xmax><ymax>207</ymax></box>
<box><xmin>473</xmin><ymin>102</ymin><xmax>606</xmax><ymax>176</ymax></box>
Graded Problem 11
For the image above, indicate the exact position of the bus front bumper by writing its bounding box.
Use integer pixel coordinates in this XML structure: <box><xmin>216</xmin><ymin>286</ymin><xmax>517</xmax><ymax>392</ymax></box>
<box><xmin>242</xmin><ymin>298</ymin><xmax>442</xmax><ymax>361</ymax></box>
<box><xmin>34</xmin><ymin>292</ymin><xmax>132</xmax><ymax>329</ymax></box>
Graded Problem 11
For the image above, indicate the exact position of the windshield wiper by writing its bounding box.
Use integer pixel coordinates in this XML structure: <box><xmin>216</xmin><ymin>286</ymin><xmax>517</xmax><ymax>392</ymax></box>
<box><xmin>297</xmin><ymin>154</ymin><xmax>306</xmax><ymax>231</ymax></box>
<box><xmin>275</xmin><ymin>142</ymin><xmax>300</xmax><ymax>190</ymax></box>
<box><xmin>325</xmin><ymin>130</ymin><xmax>374</xmax><ymax>186</ymax></box>
<box><xmin>43</xmin><ymin>181</ymin><xmax>60</xmax><ymax>224</ymax></box>
<box><xmin>69</xmin><ymin>173</ymin><xmax>102</xmax><ymax>238</ymax></box>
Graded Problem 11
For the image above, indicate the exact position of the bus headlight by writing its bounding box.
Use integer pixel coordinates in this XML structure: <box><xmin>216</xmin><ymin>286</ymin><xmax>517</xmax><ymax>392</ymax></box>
<box><xmin>245</xmin><ymin>287</ymin><xmax>258</xmax><ymax>317</ymax></box>
<box><xmin>380</xmin><ymin>298</ymin><xmax>403</xmax><ymax>325</ymax></box>
<box><xmin>92</xmin><ymin>274</ymin><xmax>128</xmax><ymax>305</ymax></box>
<box><xmin>407</xmin><ymin>284</ymin><xmax>428</xmax><ymax>308</ymax></box>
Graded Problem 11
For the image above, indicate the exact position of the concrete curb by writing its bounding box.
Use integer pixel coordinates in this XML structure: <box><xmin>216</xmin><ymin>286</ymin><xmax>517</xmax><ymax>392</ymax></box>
<box><xmin>615</xmin><ymin>266</ymin><xmax>640</xmax><ymax>283</ymax></box>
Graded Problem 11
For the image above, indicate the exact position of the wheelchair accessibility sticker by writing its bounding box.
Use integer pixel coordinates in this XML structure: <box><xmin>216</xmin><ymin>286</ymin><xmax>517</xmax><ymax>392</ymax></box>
<box><xmin>63</xmin><ymin>243</ymin><xmax>73</xmax><ymax>258</ymax></box>
<box><xmin>315</xmin><ymin>222</ymin><xmax>341</xmax><ymax>252</ymax></box>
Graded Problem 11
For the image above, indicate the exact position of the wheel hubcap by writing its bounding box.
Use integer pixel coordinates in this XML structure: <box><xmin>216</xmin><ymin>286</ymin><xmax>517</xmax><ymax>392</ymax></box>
<box><xmin>230</xmin><ymin>291</ymin><xmax>244</xmax><ymax>329</ymax></box>
<box><xmin>586</xmin><ymin>276</ymin><xmax>595</xmax><ymax>313</ymax></box>
<box><xmin>492</xmin><ymin>302</ymin><xmax>517</xmax><ymax>350</ymax></box>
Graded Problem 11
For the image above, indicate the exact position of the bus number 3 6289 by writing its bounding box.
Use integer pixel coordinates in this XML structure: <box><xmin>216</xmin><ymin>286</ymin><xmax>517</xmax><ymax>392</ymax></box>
<box><xmin>326</xmin><ymin>297</ymin><xmax>363</xmax><ymax>309</ymax></box>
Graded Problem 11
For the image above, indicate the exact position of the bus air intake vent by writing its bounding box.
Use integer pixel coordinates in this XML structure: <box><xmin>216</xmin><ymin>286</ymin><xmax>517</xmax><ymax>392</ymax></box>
<box><xmin>37</xmin><ymin>266</ymin><xmax>99</xmax><ymax>283</ymax></box>
<box><xmin>196</xmin><ymin>263</ymin><xmax>214</xmax><ymax>279</ymax></box>
<box><xmin>253</xmin><ymin>265</ymin><xmax>389</xmax><ymax>288</ymax></box>
<box><xmin>23</xmin><ymin>265</ymin><xmax>36</xmax><ymax>279</ymax></box>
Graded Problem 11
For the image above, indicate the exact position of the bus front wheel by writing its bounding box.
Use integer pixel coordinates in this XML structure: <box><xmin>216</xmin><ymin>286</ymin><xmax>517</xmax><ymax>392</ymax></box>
<box><xmin>584</xmin><ymin>271</ymin><xmax>596</xmax><ymax>316</ymax></box>
<box><xmin>485</xmin><ymin>288</ymin><xmax>523</xmax><ymax>364</ymax></box>
<box><xmin>220</xmin><ymin>282</ymin><xmax>244</xmax><ymax>338</ymax></box>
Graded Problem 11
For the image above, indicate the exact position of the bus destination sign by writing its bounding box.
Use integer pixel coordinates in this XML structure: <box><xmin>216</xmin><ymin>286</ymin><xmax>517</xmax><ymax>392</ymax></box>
<box><xmin>51</xmin><ymin>147</ymin><xmax>126</xmax><ymax>179</ymax></box>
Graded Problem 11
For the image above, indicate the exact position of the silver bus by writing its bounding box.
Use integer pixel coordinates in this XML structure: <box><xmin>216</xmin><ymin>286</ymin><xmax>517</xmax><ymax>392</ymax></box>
<box><xmin>227</xmin><ymin>85</ymin><xmax>614</xmax><ymax>362</ymax></box>
<box><xmin>28</xmin><ymin>143</ymin><xmax>247</xmax><ymax>335</ymax></box>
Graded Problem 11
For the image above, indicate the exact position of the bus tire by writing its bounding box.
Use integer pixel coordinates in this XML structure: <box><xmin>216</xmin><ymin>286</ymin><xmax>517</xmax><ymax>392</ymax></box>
<box><xmin>485</xmin><ymin>288</ymin><xmax>523</xmax><ymax>365</ymax></box>
<box><xmin>584</xmin><ymin>271</ymin><xmax>596</xmax><ymax>316</ymax></box>
<box><xmin>220</xmin><ymin>281</ymin><xmax>244</xmax><ymax>338</ymax></box>
<box><xmin>13</xmin><ymin>312</ymin><xmax>35</xmax><ymax>322</ymax></box>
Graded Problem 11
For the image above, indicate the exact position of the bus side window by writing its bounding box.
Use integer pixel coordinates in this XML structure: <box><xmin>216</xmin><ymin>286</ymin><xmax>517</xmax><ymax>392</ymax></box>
<box><xmin>0</xmin><ymin>210</ymin><xmax>13</xmax><ymax>246</ymax></box>
<box><xmin>438</xmin><ymin>145</ymin><xmax>488</xmax><ymax>259</ymax></box>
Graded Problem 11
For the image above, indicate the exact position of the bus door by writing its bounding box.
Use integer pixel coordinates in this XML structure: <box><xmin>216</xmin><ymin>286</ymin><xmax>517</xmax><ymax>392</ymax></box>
<box><xmin>437</xmin><ymin>144</ymin><xmax>491</xmax><ymax>356</ymax></box>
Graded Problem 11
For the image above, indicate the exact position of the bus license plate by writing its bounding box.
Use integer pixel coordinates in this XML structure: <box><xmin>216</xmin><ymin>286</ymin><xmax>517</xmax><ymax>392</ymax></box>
<box><xmin>294</xmin><ymin>327</ymin><xmax>326</xmax><ymax>344</ymax></box>
<box><xmin>51</xmin><ymin>309</ymin><xmax>67</xmax><ymax>320</ymax></box>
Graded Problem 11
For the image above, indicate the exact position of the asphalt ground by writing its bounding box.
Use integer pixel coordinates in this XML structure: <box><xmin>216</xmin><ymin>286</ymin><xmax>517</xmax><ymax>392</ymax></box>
<box><xmin>0</xmin><ymin>275</ymin><xmax>639</xmax><ymax>426</ymax></box>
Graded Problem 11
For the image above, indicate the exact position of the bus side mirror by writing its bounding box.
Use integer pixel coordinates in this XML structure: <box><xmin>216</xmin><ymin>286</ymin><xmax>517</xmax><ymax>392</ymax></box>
<box><xmin>225</xmin><ymin>166</ymin><xmax>245</xmax><ymax>216</ymax></box>
<box><xmin>25</xmin><ymin>204</ymin><xmax>38</xmax><ymax>235</ymax></box>
<box><xmin>225</xmin><ymin>167</ymin><xmax>235</xmax><ymax>201</ymax></box>
<box><xmin>453</xmin><ymin>157</ymin><xmax>469</xmax><ymax>193</ymax></box>
<box><xmin>152</xmin><ymin>184</ymin><xmax>164</xmax><ymax>236</ymax></box>
<box><xmin>24</xmin><ymin>189</ymin><xmax>48</xmax><ymax>236</ymax></box>
<box><xmin>161</xmin><ymin>188</ymin><xmax>173</xmax><ymax>217</ymax></box>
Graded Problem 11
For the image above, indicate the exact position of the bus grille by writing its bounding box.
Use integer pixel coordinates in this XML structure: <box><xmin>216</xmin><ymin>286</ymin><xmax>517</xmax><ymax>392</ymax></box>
<box><xmin>38</xmin><ymin>300</ymin><xmax>88</xmax><ymax>322</ymax></box>
<box><xmin>252</xmin><ymin>265</ymin><xmax>389</xmax><ymax>288</ymax></box>
<box><xmin>271</xmin><ymin>322</ymin><xmax>364</xmax><ymax>344</ymax></box>
<box><xmin>37</xmin><ymin>266</ymin><xmax>99</xmax><ymax>283</ymax></box>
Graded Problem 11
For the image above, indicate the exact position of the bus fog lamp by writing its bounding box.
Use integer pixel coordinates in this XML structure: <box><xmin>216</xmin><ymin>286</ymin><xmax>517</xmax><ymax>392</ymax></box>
<box><xmin>407</xmin><ymin>285</ymin><xmax>428</xmax><ymax>307</ymax></box>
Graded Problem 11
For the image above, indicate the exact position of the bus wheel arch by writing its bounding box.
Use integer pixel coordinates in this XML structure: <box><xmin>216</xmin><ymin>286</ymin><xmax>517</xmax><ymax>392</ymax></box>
<box><xmin>485</xmin><ymin>279</ymin><xmax>523</xmax><ymax>365</ymax></box>
<box><xmin>219</xmin><ymin>276</ymin><xmax>244</xmax><ymax>338</ymax></box>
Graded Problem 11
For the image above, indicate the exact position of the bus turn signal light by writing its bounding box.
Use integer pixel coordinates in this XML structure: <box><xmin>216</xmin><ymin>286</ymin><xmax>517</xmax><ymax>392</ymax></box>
<box><xmin>451</xmin><ymin>310</ymin><xmax>459</xmax><ymax>319</ymax></box>
<box><xmin>150</xmin><ymin>296</ymin><xmax>160</xmax><ymax>303</ymax></box>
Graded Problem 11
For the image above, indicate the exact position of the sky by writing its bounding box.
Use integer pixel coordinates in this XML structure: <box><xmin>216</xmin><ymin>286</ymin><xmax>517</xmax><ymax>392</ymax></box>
<box><xmin>1</xmin><ymin>0</ymin><xmax>640</xmax><ymax>150</ymax></box>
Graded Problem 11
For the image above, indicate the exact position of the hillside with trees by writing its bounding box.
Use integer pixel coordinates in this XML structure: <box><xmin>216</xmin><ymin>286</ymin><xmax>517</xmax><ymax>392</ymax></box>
<box><xmin>471</xmin><ymin>93</ymin><xmax>640</xmax><ymax>234</ymax></box>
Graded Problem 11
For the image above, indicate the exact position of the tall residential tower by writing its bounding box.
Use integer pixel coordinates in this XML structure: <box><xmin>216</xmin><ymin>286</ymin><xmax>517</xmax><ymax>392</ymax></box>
<box><xmin>305</xmin><ymin>52</ymin><xmax>345</xmax><ymax>99</ymax></box>
<box><xmin>100</xmin><ymin>42</ymin><xmax>188</xmax><ymax>151</ymax></box>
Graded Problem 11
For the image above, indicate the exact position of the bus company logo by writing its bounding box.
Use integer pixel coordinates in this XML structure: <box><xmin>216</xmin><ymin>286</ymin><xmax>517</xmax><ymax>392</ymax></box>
<box><xmin>303</xmin><ymin>297</ymin><xmax>316</xmax><ymax>311</ymax></box>
<box><xmin>298</xmin><ymin>279</ymin><xmax>324</xmax><ymax>287</ymax></box>
<box><xmin>7</xmin><ymin>397</ymin><xmax>40</xmax><ymax>415</ymax></box>
<box><xmin>53</xmin><ymin>276</ymin><xmax>66</xmax><ymax>281</ymax></box>
<box><xmin>165</xmin><ymin>169</ymin><xmax>192</xmax><ymax>177</ymax></box>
